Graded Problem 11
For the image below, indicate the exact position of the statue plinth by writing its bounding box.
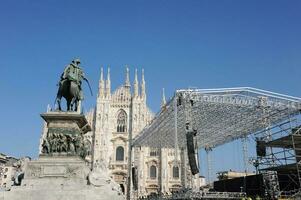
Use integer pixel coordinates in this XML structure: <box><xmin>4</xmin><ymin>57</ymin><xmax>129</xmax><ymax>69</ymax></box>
<box><xmin>0</xmin><ymin>112</ymin><xmax>124</xmax><ymax>200</ymax></box>
<box><xmin>40</xmin><ymin>112</ymin><xmax>91</xmax><ymax>134</ymax></box>
<box><xmin>21</xmin><ymin>155</ymin><xmax>90</xmax><ymax>189</ymax></box>
<box><xmin>40</xmin><ymin>112</ymin><xmax>91</xmax><ymax>159</ymax></box>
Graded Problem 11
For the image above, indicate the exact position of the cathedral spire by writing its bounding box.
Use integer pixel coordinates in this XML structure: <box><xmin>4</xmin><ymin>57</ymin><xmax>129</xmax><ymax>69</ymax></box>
<box><xmin>100</xmin><ymin>67</ymin><xmax>104</xmax><ymax>81</ymax></box>
<box><xmin>133</xmin><ymin>68</ymin><xmax>139</xmax><ymax>98</ymax></box>
<box><xmin>125</xmin><ymin>66</ymin><xmax>130</xmax><ymax>87</ymax></box>
<box><xmin>161</xmin><ymin>88</ymin><xmax>166</xmax><ymax>108</ymax></box>
<box><xmin>98</xmin><ymin>67</ymin><xmax>105</xmax><ymax>98</ymax></box>
<box><xmin>141</xmin><ymin>69</ymin><xmax>146</xmax><ymax>100</ymax></box>
<box><xmin>106</xmin><ymin>67</ymin><xmax>111</xmax><ymax>97</ymax></box>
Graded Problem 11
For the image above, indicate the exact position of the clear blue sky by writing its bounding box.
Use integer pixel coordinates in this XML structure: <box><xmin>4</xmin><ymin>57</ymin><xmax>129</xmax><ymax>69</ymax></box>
<box><xmin>1</xmin><ymin>0</ymin><xmax>301</xmax><ymax>177</ymax></box>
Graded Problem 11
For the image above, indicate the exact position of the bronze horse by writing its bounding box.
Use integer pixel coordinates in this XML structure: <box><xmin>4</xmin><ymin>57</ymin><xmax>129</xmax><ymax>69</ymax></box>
<box><xmin>55</xmin><ymin>58</ymin><xmax>93</xmax><ymax>112</ymax></box>
<box><xmin>56</xmin><ymin>80</ymin><xmax>82</xmax><ymax>111</ymax></box>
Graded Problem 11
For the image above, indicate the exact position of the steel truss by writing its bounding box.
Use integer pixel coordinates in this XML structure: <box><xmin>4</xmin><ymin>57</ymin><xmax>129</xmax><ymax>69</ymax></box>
<box><xmin>133</xmin><ymin>87</ymin><xmax>301</xmax><ymax>149</ymax></box>
<box><xmin>255</xmin><ymin>112</ymin><xmax>301</xmax><ymax>198</ymax></box>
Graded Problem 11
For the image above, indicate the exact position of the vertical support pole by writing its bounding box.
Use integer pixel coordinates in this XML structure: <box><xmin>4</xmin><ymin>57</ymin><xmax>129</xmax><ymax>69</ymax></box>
<box><xmin>158</xmin><ymin>146</ymin><xmax>162</xmax><ymax>198</ymax></box>
<box><xmin>126</xmin><ymin>100</ymin><xmax>133</xmax><ymax>200</ymax></box>
<box><xmin>242</xmin><ymin>136</ymin><xmax>249</xmax><ymax>175</ymax></box>
<box><xmin>292</xmin><ymin>134</ymin><xmax>301</xmax><ymax>188</ymax></box>
<box><xmin>261</xmin><ymin>97</ymin><xmax>274</xmax><ymax>165</ymax></box>
<box><xmin>174</xmin><ymin>94</ymin><xmax>179</xmax><ymax>165</ymax></box>
<box><xmin>205</xmin><ymin>147</ymin><xmax>212</xmax><ymax>184</ymax></box>
<box><xmin>289</xmin><ymin>112</ymin><xmax>301</xmax><ymax>188</ymax></box>
<box><xmin>242</xmin><ymin>137</ymin><xmax>248</xmax><ymax>194</ymax></box>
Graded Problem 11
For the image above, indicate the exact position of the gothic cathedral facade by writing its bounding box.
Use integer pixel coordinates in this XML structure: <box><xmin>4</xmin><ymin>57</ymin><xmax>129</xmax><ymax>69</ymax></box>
<box><xmin>91</xmin><ymin>67</ymin><xmax>200</xmax><ymax>197</ymax></box>
<box><xmin>92</xmin><ymin>67</ymin><xmax>154</xmax><ymax>195</ymax></box>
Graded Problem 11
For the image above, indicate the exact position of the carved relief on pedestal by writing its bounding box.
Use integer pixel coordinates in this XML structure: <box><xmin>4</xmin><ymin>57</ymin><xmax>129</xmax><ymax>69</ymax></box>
<box><xmin>40</xmin><ymin>113</ymin><xmax>92</xmax><ymax>160</ymax></box>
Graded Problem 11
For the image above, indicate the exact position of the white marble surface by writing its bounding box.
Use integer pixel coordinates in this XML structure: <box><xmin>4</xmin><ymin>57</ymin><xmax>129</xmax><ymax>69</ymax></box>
<box><xmin>0</xmin><ymin>156</ymin><xmax>124</xmax><ymax>200</ymax></box>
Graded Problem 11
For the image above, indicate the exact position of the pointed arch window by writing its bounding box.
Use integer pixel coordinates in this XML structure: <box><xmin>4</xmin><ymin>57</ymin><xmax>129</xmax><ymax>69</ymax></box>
<box><xmin>117</xmin><ymin>110</ymin><xmax>127</xmax><ymax>133</ymax></box>
<box><xmin>150</xmin><ymin>165</ymin><xmax>157</xmax><ymax>179</ymax></box>
<box><xmin>173</xmin><ymin>166</ymin><xmax>180</xmax><ymax>179</ymax></box>
<box><xmin>116</xmin><ymin>146</ymin><xmax>125</xmax><ymax>161</ymax></box>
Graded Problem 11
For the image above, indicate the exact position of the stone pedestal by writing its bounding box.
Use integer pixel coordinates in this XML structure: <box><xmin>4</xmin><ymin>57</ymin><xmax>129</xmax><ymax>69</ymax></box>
<box><xmin>0</xmin><ymin>112</ymin><xmax>124</xmax><ymax>200</ymax></box>
<box><xmin>21</xmin><ymin>156</ymin><xmax>90</xmax><ymax>190</ymax></box>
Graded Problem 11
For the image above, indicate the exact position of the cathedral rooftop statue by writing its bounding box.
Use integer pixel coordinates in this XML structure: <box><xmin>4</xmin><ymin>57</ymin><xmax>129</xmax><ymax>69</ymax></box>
<box><xmin>55</xmin><ymin>58</ymin><xmax>93</xmax><ymax>112</ymax></box>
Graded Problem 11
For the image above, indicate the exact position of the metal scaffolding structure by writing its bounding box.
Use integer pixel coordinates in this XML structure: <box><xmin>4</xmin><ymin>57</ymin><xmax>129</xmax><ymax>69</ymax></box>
<box><xmin>133</xmin><ymin>87</ymin><xmax>301</xmax><ymax>150</ymax></box>
<box><xmin>254</xmin><ymin>112</ymin><xmax>301</xmax><ymax>197</ymax></box>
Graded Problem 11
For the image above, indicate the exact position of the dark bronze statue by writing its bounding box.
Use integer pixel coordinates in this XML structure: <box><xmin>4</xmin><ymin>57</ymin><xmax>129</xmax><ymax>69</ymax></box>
<box><xmin>56</xmin><ymin>58</ymin><xmax>92</xmax><ymax>111</ymax></box>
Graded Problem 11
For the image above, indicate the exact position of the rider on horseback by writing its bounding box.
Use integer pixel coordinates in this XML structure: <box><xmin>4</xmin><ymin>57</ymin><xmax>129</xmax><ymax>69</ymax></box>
<box><xmin>56</xmin><ymin>58</ymin><xmax>92</xmax><ymax>111</ymax></box>
<box><xmin>59</xmin><ymin>58</ymin><xmax>85</xmax><ymax>100</ymax></box>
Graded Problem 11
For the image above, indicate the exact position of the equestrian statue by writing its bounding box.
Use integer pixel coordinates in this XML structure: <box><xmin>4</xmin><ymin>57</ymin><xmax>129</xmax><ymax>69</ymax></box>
<box><xmin>55</xmin><ymin>58</ymin><xmax>93</xmax><ymax>111</ymax></box>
